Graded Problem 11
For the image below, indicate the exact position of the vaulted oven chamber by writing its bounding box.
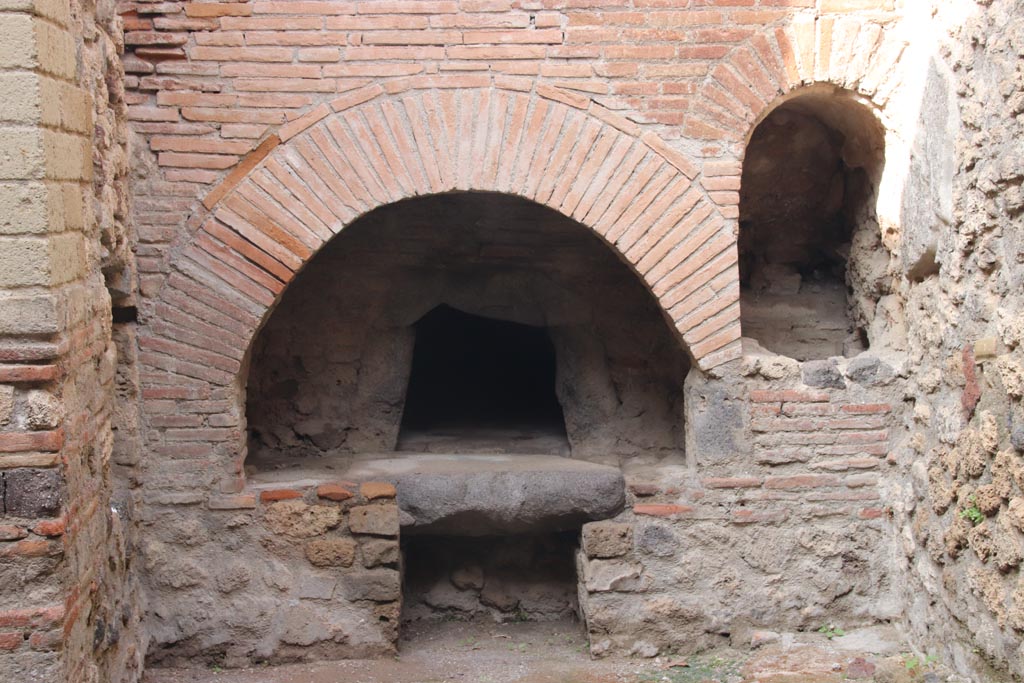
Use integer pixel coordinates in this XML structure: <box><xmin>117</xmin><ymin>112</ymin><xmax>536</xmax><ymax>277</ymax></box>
<box><xmin>246</xmin><ymin>192</ymin><xmax>689</xmax><ymax>469</ymax></box>
<box><xmin>243</xmin><ymin>191</ymin><xmax>691</xmax><ymax>630</ymax></box>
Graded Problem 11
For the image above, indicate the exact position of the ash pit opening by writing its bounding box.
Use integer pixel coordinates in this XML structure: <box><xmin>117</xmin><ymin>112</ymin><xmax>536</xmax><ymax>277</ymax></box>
<box><xmin>400</xmin><ymin>532</ymin><xmax>581</xmax><ymax>626</ymax></box>
<box><xmin>397</xmin><ymin>305</ymin><xmax>568</xmax><ymax>454</ymax></box>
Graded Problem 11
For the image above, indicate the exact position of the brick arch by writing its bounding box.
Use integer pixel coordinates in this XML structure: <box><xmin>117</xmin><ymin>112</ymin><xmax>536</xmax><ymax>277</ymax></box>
<box><xmin>685</xmin><ymin>18</ymin><xmax>905</xmax><ymax>145</ymax></box>
<box><xmin>141</xmin><ymin>83</ymin><xmax>743</xmax><ymax>493</ymax></box>
<box><xmin>686</xmin><ymin>17</ymin><xmax>903</xmax><ymax>233</ymax></box>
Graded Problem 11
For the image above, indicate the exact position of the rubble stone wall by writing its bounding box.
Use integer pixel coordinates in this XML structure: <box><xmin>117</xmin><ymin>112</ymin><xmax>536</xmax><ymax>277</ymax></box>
<box><xmin>891</xmin><ymin>0</ymin><xmax>1024</xmax><ymax>679</ymax></box>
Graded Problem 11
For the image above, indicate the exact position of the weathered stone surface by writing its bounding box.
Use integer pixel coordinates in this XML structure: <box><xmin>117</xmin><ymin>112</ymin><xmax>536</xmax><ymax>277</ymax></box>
<box><xmin>846</xmin><ymin>356</ymin><xmax>894</xmax><ymax>386</ymax></box>
<box><xmin>361</xmin><ymin>539</ymin><xmax>399</xmax><ymax>568</ymax></box>
<box><xmin>24</xmin><ymin>390</ymin><xmax>63</xmax><ymax>430</ymax></box>
<box><xmin>263</xmin><ymin>500</ymin><xmax>342</xmax><ymax>538</ymax></box>
<box><xmin>847</xmin><ymin>657</ymin><xmax>876</xmax><ymax>679</ymax></box>
<box><xmin>348</xmin><ymin>504</ymin><xmax>399</xmax><ymax>537</ymax></box>
<box><xmin>279</xmin><ymin>606</ymin><xmax>331</xmax><ymax>646</ymax></box>
<box><xmin>305</xmin><ymin>538</ymin><xmax>357</xmax><ymax>567</ymax></box>
<box><xmin>0</xmin><ymin>384</ymin><xmax>13</xmax><ymax>426</ymax></box>
<box><xmin>345</xmin><ymin>454</ymin><xmax>625</xmax><ymax>536</ymax></box>
<box><xmin>750</xmin><ymin>630</ymin><xmax>780</xmax><ymax>648</ymax></box>
<box><xmin>685</xmin><ymin>374</ymin><xmax>743</xmax><ymax>464</ymax></box>
<box><xmin>480</xmin><ymin>581</ymin><xmax>518</xmax><ymax>611</ymax></box>
<box><xmin>1011</xmin><ymin>425</ymin><xmax>1024</xmax><ymax>452</ymax></box>
<box><xmin>296</xmin><ymin>573</ymin><xmax>336</xmax><ymax>600</ymax></box>
<box><xmin>3</xmin><ymin>468</ymin><xmax>62</xmax><ymax>517</ymax></box>
<box><xmin>342</xmin><ymin>568</ymin><xmax>401</xmax><ymax>602</ymax></box>
<box><xmin>215</xmin><ymin>564</ymin><xmax>251</xmax><ymax>594</ymax></box>
<box><xmin>802</xmin><ymin>360</ymin><xmax>845</xmax><ymax>389</ymax></box>
<box><xmin>636</xmin><ymin>525</ymin><xmax>677</xmax><ymax>558</ymax></box>
<box><xmin>582</xmin><ymin>522</ymin><xmax>633</xmax><ymax>559</ymax></box>
<box><xmin>451</xmin><ymin>564</ymin><xmax>484</xmax><ymax>591</ymax></box>
<box><xmin>582</xmin><ymin>559</ymin><xmax>647</xmax><ymax>593</ymax></box>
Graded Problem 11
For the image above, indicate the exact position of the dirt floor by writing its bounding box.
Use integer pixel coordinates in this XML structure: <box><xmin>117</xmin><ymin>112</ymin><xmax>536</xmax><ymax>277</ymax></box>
<box><xmin>143</xmin><ymin>618</ymin><xmax>965</xmax><ymax>683</ymax></box>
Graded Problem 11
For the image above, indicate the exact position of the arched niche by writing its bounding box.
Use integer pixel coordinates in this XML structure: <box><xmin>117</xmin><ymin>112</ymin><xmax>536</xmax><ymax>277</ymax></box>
<box><xmin>738</xmin><ymin>86</ymin><xmax>886</xmax><ymax>360</ymax></box>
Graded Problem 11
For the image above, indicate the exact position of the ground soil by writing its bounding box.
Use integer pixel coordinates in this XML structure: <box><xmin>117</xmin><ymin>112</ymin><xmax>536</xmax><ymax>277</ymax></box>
<box><xmin>143</xmin><ymin>618</ymin><xmax>963</xmax><ymax>683</ymax></box>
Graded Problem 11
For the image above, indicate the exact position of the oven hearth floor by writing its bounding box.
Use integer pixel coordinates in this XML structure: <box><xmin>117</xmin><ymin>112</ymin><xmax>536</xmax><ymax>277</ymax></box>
<box><xmin>248</xmin><ymin>453</ymin><xmax>626</xmax><ymax>535</ymax></box>
<box><xmin>144</xmin><ymin>621</ymin><xmax>931</xmax><ymax>683</ymax></box>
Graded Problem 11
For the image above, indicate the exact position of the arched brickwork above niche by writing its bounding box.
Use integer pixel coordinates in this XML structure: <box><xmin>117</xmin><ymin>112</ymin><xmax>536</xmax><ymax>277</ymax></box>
<box><xmin>686</xmin><ymin>17</ymin><xmax>905</xmax><ymax>145</ymax></box>
<box><xmin>684</xmin><ymin>16</ymin><xmax>903</xmax><ymax>228</ymax></box>
<box><xmin>147</xmin><ymin>82</ymin><xmax>743</xmax><ymax>387</ymax></box>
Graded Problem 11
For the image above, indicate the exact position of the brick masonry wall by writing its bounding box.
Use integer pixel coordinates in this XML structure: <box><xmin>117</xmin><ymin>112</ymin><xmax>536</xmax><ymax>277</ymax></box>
<box><xmin>119</xmin><ymin>0</ymin><xmax>910</xmax><ymax>361</ymax></box>
<box><xmin>113</xmin><ymin>0</ymin><xmax>925</xmax><ymax>670</ymax></box>
<box><xmin>571</xmin><ymin>352</ymin><xmax>902</xmax><ymax>656</ymax></box>
<box><xmin>81</xmin><ymin>0</ymin><xmax>1023</xmax><ymax>680</ymax></box>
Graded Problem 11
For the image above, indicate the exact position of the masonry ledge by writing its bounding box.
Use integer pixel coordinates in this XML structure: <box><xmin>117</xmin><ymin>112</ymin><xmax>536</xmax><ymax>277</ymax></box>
<box><xmin>248</xmin><ymin>453</ymin><xmax>626</xmax><ymax>536</ymax></box>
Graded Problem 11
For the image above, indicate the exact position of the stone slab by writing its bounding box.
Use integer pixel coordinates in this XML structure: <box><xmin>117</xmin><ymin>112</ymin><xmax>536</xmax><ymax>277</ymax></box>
<box><xmin>250</xmin><ymin>453</ymin><xmax>626</xmax><ymax>536</ymax></box>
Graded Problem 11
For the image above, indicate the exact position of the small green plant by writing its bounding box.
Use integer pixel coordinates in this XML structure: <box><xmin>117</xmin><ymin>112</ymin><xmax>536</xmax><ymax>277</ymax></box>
<box><xmin>904</xmin><ymin>653</ymin><xmax>938</xmax><ymax>671</ymax></box>
<box><xmin>960</xmin><ymin>495</ymin><xmax>984</xmax><ymax>525</ymax></box>
<box><xmin>817</xmin><ymin>624</ymin><xmax>845</xmax><ymax>639</ymax></box>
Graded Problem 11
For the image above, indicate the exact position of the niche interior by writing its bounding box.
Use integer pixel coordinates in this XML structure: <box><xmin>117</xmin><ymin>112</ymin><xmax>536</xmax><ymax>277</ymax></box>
<box><xmin>739</xmin><ymin>89</ymin><xmax>885</xmax><ymax>360</ymax></box>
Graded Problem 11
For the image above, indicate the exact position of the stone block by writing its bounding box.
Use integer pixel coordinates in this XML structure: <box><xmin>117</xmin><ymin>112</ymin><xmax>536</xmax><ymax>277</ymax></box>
<box><xmin>480</xmin><ymin>581</ymin><xmax>517</xmax><ymax>611</ymax></box>
<box><xmin>582</xmin><ymin>558</ymin><xmax>648</xmax><ymax>593</ymax></box>
<box><xmin>43</xmin><ymin>129</ymin><xmax>91</xmax><ymax>181</ymax></box>
<box><xmin>0</xmin><ymin>14</ymin><xmax>36</xmax><ymax>69</ymax></box>
<box><xmin>685</xmin><ymin>371</ymin><xmax>743</xmax><ymax>464</ymax></box>
<box><xmin>342</xmin><ymin>568</ymin><xmax>400</xmax><ymax>602</ymax></box>
<box><xmin>582</xmin><ymin>521</ymin><xmax>633</xmax><ymax>558</ymax></box>
<box><xmin>3</xmin><ymin>467</ymin><xmax>62</xmax><ymax>517</ymax></box>
<box><xmin>636</xmin><ymin>524</ymin><xmax>677</xmax><ymax>558</ymax></box>
<box><xmin>0</xmin><ymin>182</ymin><xmax>48</xmax><ymax>234</ymax></box>
<box><xmin>39</xmin><ymin>77</ymin><xmax>91</xmax><ymax>134</ymax></box>
<box><xmin>295</xmin><ymin>573</ymin><xmax>336</xmax><ymax>600</ymax></box>
<box><xmin>0</xmin><ymin>73</ymin><xmax>40</xmax><ymax>124</ymax></box>
<box><xmin>361</xmin><ymin>539</ymin><xmax>399</xmax><ymax>567</ymax></box>
<box><xmin>25</xmin><ymin>390</ymin><xmax>62</xmax><ymax>430</ymax></box>
<box><xmin>802</xmin><ymin>359</ymin><xmax>845</xmax><ymax>389</ymax></box>
<box><xmin>0</xmin><ymin>128</ymin><xmax>43</xmax><ymax>180</ymax></box>
<box><xmin>450</xmin><ymin>564</ymin><xmax>484</xmax><ymax>590</ymax></box>
<box><xmin>279</xmin><ymin>605</ymin><xmax>331</xmax><ymax>645</ymax></box>
<box><xmin>33</xmin><ymin>20</ymin><xmax>75</xmax><ymax>79</ymax></box>
<box><xmin>0</xmin><ymin>236</ymin><xmax>50</xmax><ymax>286</ymax></box>
<box><xmin>305</xmin><ymin>538</ymin><xmax>357</xmax><ymax>567</ymax></box>
<box><xmin>0</xmin><ymin>385</ymin><xmax>13</xmax><ymax>426</ymax></box>
<box><xmin>846</xmin><ymin>355</ymin><xmax>894</xmax><ymax>386</ymax></box>
<box><xmin>263</xmin><ymin>500</ymin><xmax>342</xmax><ymax>538</ymax></box>
<box><xmin>349</xmin><ymin>504</ymin><xmax>399</xmax><ymax>536</ymax></box>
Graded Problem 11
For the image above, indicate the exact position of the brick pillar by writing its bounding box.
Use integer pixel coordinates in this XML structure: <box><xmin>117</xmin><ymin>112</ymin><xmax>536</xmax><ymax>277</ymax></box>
<box><xmin>0</xmin><ymin>0</ymin><xmax>135</xmax><ymax>679</ymax></box>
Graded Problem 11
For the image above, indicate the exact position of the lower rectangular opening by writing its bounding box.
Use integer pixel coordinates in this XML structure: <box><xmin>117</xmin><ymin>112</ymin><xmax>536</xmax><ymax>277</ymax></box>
<box><xmin>401</xmin><ymin>533</ymin><xmax>580</xmax><ymax>624</ymax></box>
